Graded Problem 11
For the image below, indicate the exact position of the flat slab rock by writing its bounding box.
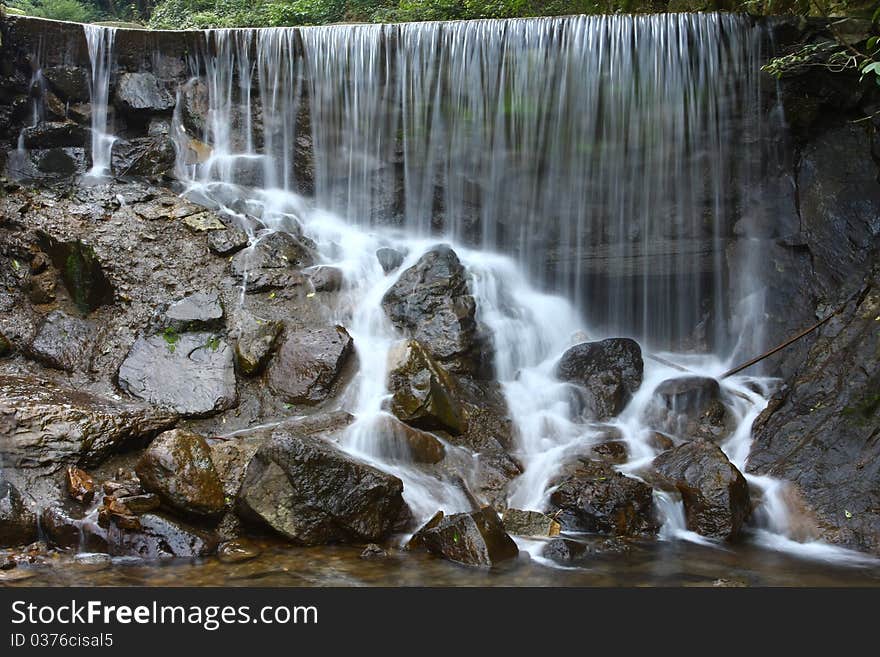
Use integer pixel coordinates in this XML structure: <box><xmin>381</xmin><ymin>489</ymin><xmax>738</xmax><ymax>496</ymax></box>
<box><xmin>117</xmin><ymin>332</ymin><xmax>237</xmax><ymax>417</ymax></box>
<box><xmin>0</xmin><ymin>375</ymin><xmax>176</xmax><ymax>469</ymax></box>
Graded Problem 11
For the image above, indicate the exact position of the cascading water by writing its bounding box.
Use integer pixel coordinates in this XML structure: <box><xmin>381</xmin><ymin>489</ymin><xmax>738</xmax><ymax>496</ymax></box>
<box><xmin>83</xmin><ymin>24</ymin><xmax>117</xmax><ymax>179</ymax></box>
<box><xmin>82</xmin><ymin>14</ymin><xmax>872</xmax><ymax>565</ymax></box>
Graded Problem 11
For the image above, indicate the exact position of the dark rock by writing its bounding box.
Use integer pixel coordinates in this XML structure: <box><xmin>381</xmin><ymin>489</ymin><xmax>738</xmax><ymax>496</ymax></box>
<box><xmin>405</xmin><ymin>511</ymin><xmax>444</xmax><ymax>551</ymax></box>
<box><xmin>159</xmin><ymin>291</ymin><xmax>225</xmax><ymax>333</ymax></box>
<box><xmin>65</xmin><ymin>466</ymin><xmax>96</xmax><ymax>504</ymax></box>
<box><xmin>374</xmin><ymin>415</ymin><xmax>445</xmax><ymax>464</ymax></box>
<box><xmin>116</xmin><ymin>494</ymin><xmax>161</xmax><ymax>515</ymax></box>
<box><xmin>237</xmin><ymin>419</ymin><xmax>405</xmax><ymax>545</ymax></box>
<box><xmin>217</xmin><ymin>539</ymin><xmax>261</xmax><ymax>563</ymax></box>
<box><xmin>230</xmin><ymin>231</ymin><xmax>314</xmax><ymax>293</ymax></box>
<box><xmin>647</xmin><ymin>376</ymin><xmax>730</xmax><ymax>442</ymax></box>
<box><xmin>180</xmin><ymin>79</ymin><xmax>209</xmax><ymax>136</ymax></box>
<box><xmin>308</xmin><ymin>266</ymin><xmax>343</xmax><ymax>293</ymax></box>
<box><xmin>42</xmin><ymin>65</ymin><xmax>90</xmax><ymax>103</ymax></box>
<box><xmin>549</xmin><ymin>459</ymin><xmax>657</xmax><ymax>536</ymax></box>
<box><xmin>27</xmin><ymin>310</ymin><xmax>92</xmax><ymax>372</ymax></box>
<box><xmin>747</xmin><ymin>274</ymin><xmax>880</xmax><ymax>554</ymax></box>
<box><xmin>136</xmin><ymin>429</ymin><xmax>226</xmax><ymax>519</ymax></box>
<box><xmin>0</xmin><ymin>333</ymin><xmax>11</xmax><ymax>358</ymax></box>
<box><xmin>0</xmin><ymin>375</ymin><xmax>176</xmax><ymax>469</ymax></box>
<box><xmin>502</xmin><ymin>509</ymin><xmax>561</xmax><ymax>537</ymax></box>
<box><xmin>234</xmin><ymin>312</ymin><xmax>283</xmax><ymax>376</ymax></box>
<box><xmin>268</xmin><ymin>326</ymin><xmax>353</xmax><ymax>406</ymax></box>
<box><xmin>590</xmin><ymin>440</ymin><xmax>629</xmax><ymax>465</ymax></box>
<box><xmin>111</xmin><ymin>135</ymin><xmax>176</xmax><ymax>178</ymax></box>
<box><xmin>360</xmin><ymin>543</ymin><xmax>387</xmax><ymax>560</ymax></box>
<box><xmin>37</xmin><ymin>236</ymin><xmax>113</xmax><ymax>314</ymax></box>
<box><xmin>0</xmin><ymin>480</ymin><xmax>37</xmax><ymax>548</ymax></box>
<box><xmin>376</xmin><ymin>247</ymin><xmax>405</xmax><ymax>273</ymax></box>
<box><xmin>22</xmin><ymin>121</ymin><xmax>87</xmax><ymax>148</ymax></box>
<box><xmin>28</xmin><ymin>270</ymin><xmax>56</xmax><ymax>304</ymax></box>
<box><xmin>381</xmin><ymin>245</ymin><xmax>488</xmax><ymax>375</ymax></box>
<box><xmin>542</xmin><ymin>536</ymin><xmax>632</xmax><ymax>564</ymax></box>
<box><xmin>387</xmin><ymin>340</ymin><xmax>465</xmax><ymax>435</ymax></box>
<box><xmin>114</xmin><ymin>72</ymin><xmax>175</xmax><ymax>113</ymax></box>
<box><xmin>106</xmin><ymin>513</ymin><xmax>218</xmax><ymax>559</ymax></box>
<box><xmin>40</xmin><ymin>504</ymin><xmax>108</xmax><ymax>552</ymax></box>
<box><xmin>556</xmin><ymin>338</ymin><xmax>644</xmax><ymax>421</ymax></box>
<box><xmin>654</xmin><ymin>441</ymin><xmax>750</xmax><ymax>541</ymax></box>
<box><xmin>207</xmin><ymin>226</ymin><xmax>249</xmax><ymax>256</ymax></box>
<box><xmin>34</xmin><ymin>147</ymin><xmax>85</xmax><ymax>176</ymax></box>
<box><xmin>409</xmin><ymin>507</ymin><xmax>518</xmax><ymax>568</ymax></box>
<box><xmin>117</xmin><ymin>332</ymin><xmax>237</xmax><ymax>418</ymax></box>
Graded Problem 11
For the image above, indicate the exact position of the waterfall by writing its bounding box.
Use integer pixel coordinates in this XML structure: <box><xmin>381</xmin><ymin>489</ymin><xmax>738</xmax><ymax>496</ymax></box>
<box><xmin>83</xmin><ymin>24</ymin><xmax>117</xmax><ymax>179</ymax></box>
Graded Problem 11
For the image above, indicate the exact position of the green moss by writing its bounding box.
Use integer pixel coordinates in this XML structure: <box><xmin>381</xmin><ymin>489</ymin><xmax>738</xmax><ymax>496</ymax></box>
<box><xmin>162</xmin><ymin>327</ymin><xmax>180</xmax><ymax>353</ymax></box>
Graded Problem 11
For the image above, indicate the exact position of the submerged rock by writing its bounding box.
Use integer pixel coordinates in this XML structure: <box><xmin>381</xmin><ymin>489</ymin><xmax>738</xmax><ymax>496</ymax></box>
<box><xmin>237</xmin><ymin>417</ymin><xmax>405</xmax><ymax>545</ymax></box>
<box><xmin>387</xmin><ymin>339</ymin><xmax>465</xmax><ymax>435</ymax></box>
<box><xmin>360</xmin><ymin>543</ymin><xmax>388</xmax><ymax>560</ymax></box>
<box><xmin>549</xmin><ymin>459</ymin><xmax>657</xmax><ymax>537</ymax></box>
<box><xmin>117</xmin><ymin>332</ymin><xmax>237</xmax><ymax>417</ymax></box>
<box><xmin>653</xmin><ymin>441</ymin><xmax>750</xmax><ymax>541</ymax></box>
<box><xmin>217</xmin><ymin>539</ymin><xmax>261</xmax><ymax>564</ymax></box>
<box><xmin>0</xmin><ymin>479</ymin><xmax>37</xmax><ymax>548</ymax></box>
<box><xmin>542</xmin><ymin>536</ymin><xmax>633</xmax><ymax>564</ymax></box>
<box><xmin>382</xmin><ymin>245</ymin><xmax>488</xmax><ymax>375</ymax></box>
<box><xmin>136</xmin><ymin>429</ymin><xmax>226</xmax><ymax>520</ymax></box>
<box><xmin>268</xmin><ymin>326</ymin><xmax>353</xmax><ymax>405</ymax></box>
<box><xmin>409</xmin><ymin>507</ymin><xmax>518</xmax><ymax>568</ymax></box>
<box><xmin>27</xmin><ymin>310</ymin><xmax>93</xmax><ymax>372</ymax></box>
<box><xmin>556</xmin><ymin>338</ymin><xmax>644</xmax><ymax>421</ymax></box>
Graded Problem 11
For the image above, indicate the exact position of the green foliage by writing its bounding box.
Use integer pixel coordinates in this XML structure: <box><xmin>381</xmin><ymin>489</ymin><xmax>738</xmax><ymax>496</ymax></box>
<box><xmin>7</xmin><ymin>0</ymin><xmax>98</xmax><ymax>21</ymax></box>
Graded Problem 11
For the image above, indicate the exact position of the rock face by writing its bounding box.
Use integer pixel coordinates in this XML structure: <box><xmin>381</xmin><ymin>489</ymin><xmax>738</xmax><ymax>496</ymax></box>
<box><xmin>0</xmin><ymin>375</ymin><xmax>177</xmax><ymax>469</ymax></box>
<box><xmin>237</xmin><ymin>418</ymin><xmax>405</xmax><ymax>545</ymax></box>
<box><xmin>136</xmin><ymin>429</ymin><xmax>225</xmax><ymax>520</ymax></box>
<box><xmin>748</xmin><ymin>272</ymin><xmax>880</xmax><ymax>554</ymax></box>
<box><xmin>382</xmin><ymin>245</ymin><xmax>488</xmax><ymax>375</ymax></box>
<box><xmin>43</xmin><ymin>65</ymin><xmax>90</xmax><ymax>103</ymax></box>
<box><xmin>549</xmin><ymin>459</ymin><xmax>657</xmax><ymax>536</ymax></box>
<box><xmin>37</xmin><ymin>237</ymin><xmax>114</xmax><ymax>314</ymax></box>
<box><xmin>386</xmin><ymin>340</ymin><xmax>465</xmax><ymax>435</ymax></box>
<box><xmin>556</xmin><ymin>338</ymin><xmax>644</xmax><ymax>421</ymax></box>
<box><xmin>117</xmin><ymin>332</ymin><xmax>237</xmax><ymax>417</ymax></box>
<box><xmin>654</xmin><ymin>441</ymin><xmax>750</xmax><ymax>541</ymax></box>
<box><xmin>114</xmin><ymin>72</ymin><xmax>175</xmax><ymax>113</ymax></box>
<box><xmin>27</xmin><ymin>310</ymin><xmax>93</xmax><ymax>372</ymax></box>
<box><xmin>647</xmin><ymin>376</ymin><xmax>730</xmax><ymax>442</ymax></box>
<box><xmin>409</xmin><ymin>507</ymin><xmax>518</xmax><ymax>567</ymax></box>
<box><xmin>230</xmin><ymin>231</ymin><xmax>314</xmax><ymax>292</ymax></box>
<box><xmin>268</xmin><ymin>326</ymin><xmax>353</xmax><ymax>405</ymax></box>
<box><xmin>111</xmin><ymin>135</ymin><xmax>176</xmax><ymax>177</ymax></box>
<box><xmin>0</xmin><ymin>479</ymin><xmax>37</xmax><ymax>547</ymax></box>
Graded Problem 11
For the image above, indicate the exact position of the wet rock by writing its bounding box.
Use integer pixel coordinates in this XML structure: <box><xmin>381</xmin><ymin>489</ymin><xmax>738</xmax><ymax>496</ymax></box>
<box><xmin>237</xmin><ymin>420</ymin><xmax>405</xmax><ymax>545</ymax></box>
<box><xmin>382</xmin><ymin>245</ymin><xmax>488</xmax><ymax>375</ymax></box>
<box><xmin>405</xmin><ymin>511</ymin><xmax>445</xmax><ymax>551</ymax></box>
<box><xmin>0</xmin><ymin>480</ymin><xmax>37</xmax><ymax>547</ymax></box>
<box><xmin>234</xmin><ymin>312</ymin><xmax>283</xmax><ymax>376</ymax></box>
<box><xmin>590</xmin><ymin>440</ymin><xmax>629</xmax><ymax>465</ymax></box>
<box><xmin>117</xmin><ymin>494</ymin><xmax>161</xmax><ymax>515</ymax></box>
<box><xmin>183</xmin><ymin>211</ymin><xmax>226</xmax><ymax>232</ymax></box>
<box><xmin>308</xmin><ymin>266</ymin><xmax>343</xmax><ymax>293</ymax></box>
<box><xmin>43</xmin><ymin>65</ymin><xmax>90</xmax><ymax>103</ymax></box>
<box><xmin>180</xmin><ymin>79</ymin><xmax>209</xmax><ymax>136</ymax></box>
<box><xmin>542</xmin><ymin>536</ymin><xmax>632</xmax><ymax>564</ymax></box>
<box><xmin>654</xmin><ymin>441</ymin><xmax>750</xmax><ymax>541</ymax></box>
<box><xmin>207</xmin><ymin>226</ymin><xmax>249</xmax><ymax>256</ymax></box>
<box><xmin>386</xmin><ymin>340</ymin><xmax>465</xmax><ymax>435</ymax></box>
<box><xmin>376</xmin><ymin>247</ymin><xmax>405</xmax><ymax>273</ymax></box>
<box><xmin>66</xmin><ymin>466</ymin><xmax>96</xmax><ymax>504</ymax></box>
<box><xmin>31</xmin><ymin>147</ymin><xmax>86</xmax><ymax>178</ymax></box>
<box><xmin>217</xmin><ymin>539</ymin><xmax>261</xmax><ymax>564</ymax></box>
<box><xmin>374</xmin><ymin>415</ymin><xmax>445</xmax><ymax>464</ymax></box>
<box><xmin>107</xmin><ymin>513</ymin><xmax>218</xmax><ymax>559</ymax></box>
<box><xmin>649</xmin><ymin>432</ymin><xmax>675</xmax><ymax>452</ymax></box>
<box><xmin>136</xmin><ymin>429</ymin><xmax>226</xmax><ymax>519</ymax></box>
<box><xmin>230</xmin><ymin>231</ymin><xmax>314</xmax><ymax>293</ymax></box>
<box><xmin>39</xmin><ymin>504</ymin><xmax>105</xmax><ymax>551</ymax></box>
<box><xmin>37</xmin><ymin>236</ymin><xmax>113</xmax><ymax>314</ymax></box>
<box><xmin>28</xmin><ymin>270</ymin><xmax>56</xmax><ymax>304</ymax></box>
<box><xmin>0</xmin><ymin>376</ymin><xmax>175</xmax><ymax>470</ymax></box>
<box><xmin>549</xmin><ymin>459</ymin><xmax>657</xmax><ymax>536</ymax></box>
<box><xmin>117</xmin><ymin>332</ymin><xmax>237</xmax><ymax>418</ymax></box>
<box><xmin>114</xmin><ymin>72</ymin><xmax>175</xmax><ymax>113</ymax></box>
<box><xmin>647</xmin><ymin>376</ymin><xmax>730</xmax><ymax>442</ymax></box>
<box><xmin>159</xmin><ymin>291</ymin><xmax>225</xmax><ymax>333</ymax></box>
<box><xmin>22</xmin><ymin>121</ymin><xmax>87</xmax><ymax>149</ymax></box>
<box><xmin>74</xmin><ymin>552</ymin><xmax>112</xmax><ymax>572</ymax></box>
<box><xmin>556</xmin><ymin>338</ymin><xmax>644</xmax><ymax>421</ymax></box>
<box><xmin>98</xmin><ymin>497</ymin><xmax>142</xmax><ymax>531</ymax></box>
<box><xmin>409</xmin><ymin>507</ymin><xmax>518</xmax><ymax>568</ymax></box>
<box><xmin>111</xmin><ymin>135</ymin><xmax>176</xmax><ymax>178</ymax></box>
<box><xmin>502</xmin><ymin>509</ymin><xmax>561</xmax><ymax>538</ymax></box>
<box><xmin>268</xmin><ymin>326</ymin><xmax>353</xmax><ymax>406</ymax></box>
<box><xmin>0</xmin><ymin>333</ymin><xmax>11</xmax><ymax>358</ymax></box>
<box><xmin>27</xmin><ymin>310</ymin><xmax>92</xmax><ymax>372</ymax></box>
<box><xmin>360</xmin><ymin>543</ymin><xmax>387</xmax><ymax>560</ymax></box>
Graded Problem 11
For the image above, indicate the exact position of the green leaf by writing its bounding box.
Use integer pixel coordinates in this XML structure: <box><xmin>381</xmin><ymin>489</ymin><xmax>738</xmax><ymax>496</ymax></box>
<box><xmin>861</xmin><ymin>61</ymin><xmax>880</xmax><ymax>75</ymax></box>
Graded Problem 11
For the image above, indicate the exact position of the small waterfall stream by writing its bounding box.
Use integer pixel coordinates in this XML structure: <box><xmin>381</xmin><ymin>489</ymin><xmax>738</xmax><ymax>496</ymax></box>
<box><xmin>76</xmin><ymin>14</ymin><xmax>873</xmax><ymax>565</ymax></box>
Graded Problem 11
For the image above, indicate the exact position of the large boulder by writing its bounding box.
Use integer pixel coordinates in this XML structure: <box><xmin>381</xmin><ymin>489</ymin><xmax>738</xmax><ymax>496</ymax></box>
<box><xmin>114</xmin><ymin>72</ymin><xmax>175</xmax><ymax>113</ymax></box>
<box><xmin>747</xmin><ymin>273</ymin><xmax>880</xmax><ymax>554</ymax></box>
<box><xmin>0</xmin><ymin>479</ymin><xmax>37</xmax><ymax>547</ymax></box>
<box><xmin>237</xmin><ymin>417</ymin><xmax>405</xmax><ymax>545</ymax></box>
<box><xmin>268</xmin><ymin>326</ymin><xmax>353</xmax><ymax>405</ymax></box>
<box><xmin>135</xmin><ymin>429</ymin><xmax>225</xmax><ymax>520</ymax></box>
<box><xmin>230</xmin><ymin>231</ymin><xmax>314</xmax><ymax>293</ymax></box>
<box><xmin>27</xmin><ymin>310</ymin><xmax>93</xmax><ymax>372</ymax></box>
<box><xmin>381</xmin><ymin>245</ymin><xmax>488</xmax><ymax>375</ymax></box>
<box><xmin>42</xmin><ymin>65</ymin><xmax>90</xmax><ymax>103</ymax></box>
<box><xmin>654</xmin><ymin>441</ymin><xmax>750</xmax><ymax>541</ymax></box>
<box><xmin>386</xmin><ymin>340</ymin><xmax>465</xmax><ymax>435</ymax></box>
<box><xmin>0</xmin><ymin>375</ymin><xmax>177</xmax><ymax>469</ymax></box>
<box><xmin>408</xmin><ymin>507</ymin><xmax>518</xmax><ymax>568</ymax></box>
<box><xmin>556</xmin><ymin>338</ymin><xmax>644</xmax><ymax>421</ymax></box>
<box><xmin>549</xmin><ymin>458</ymin><xmax>657</xmax><ymax>536</ymax></box>
<box><xmin>646</xmin><ymin>376</ymin><xmax>731</xmax><ymax>442</ymax></box>
<box><xmin>117</xmin><ymin>332</ymin><xmax>237</xmax><ymax>417</ymax></box>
